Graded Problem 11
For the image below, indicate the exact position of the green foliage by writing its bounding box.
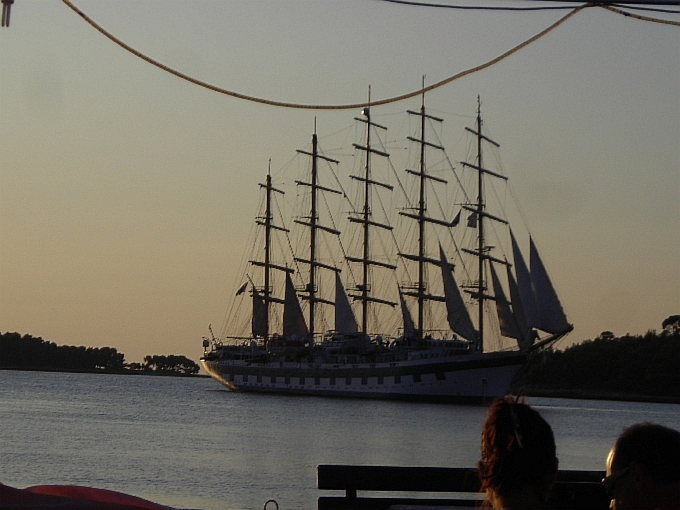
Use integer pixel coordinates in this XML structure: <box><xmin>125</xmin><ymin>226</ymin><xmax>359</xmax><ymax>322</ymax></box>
<box><xmin>142</xmin><ymin>354</ymin><xmax>200</xmax><ymax>374</ymax></box>
<box><xmin>0</xmin><ymin>332</ymin><xmax>125</xmax><ymax>371</ymax></box>
<box><xmin>662</xmin><ymin>315</ymin><xmax>680</xmax><ymax>335</ymax></box>
<box><xmin>0</xmin><ymin>332</ymin><xmax>200</xmax><ymax>376</ymax></box>
<box><xmin>513</xmin><ymin>330</ymin><xmax>680</xmax><ymax>398</ymax></box>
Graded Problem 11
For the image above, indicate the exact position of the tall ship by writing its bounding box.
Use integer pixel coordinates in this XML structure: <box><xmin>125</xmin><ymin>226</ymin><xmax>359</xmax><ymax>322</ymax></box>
<box><xmin>200</xmin><ymin>96</ymin><xmax>573</xmax><ymax>403</ymax></box>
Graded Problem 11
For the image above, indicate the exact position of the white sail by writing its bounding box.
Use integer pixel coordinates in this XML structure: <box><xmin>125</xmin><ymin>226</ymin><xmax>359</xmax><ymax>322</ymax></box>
<box><xmin>489</xmin><ymin>262</ymin><xmax>521</xmax><ymax>341</ymax></box>
<box><xmin>335</xmin><ymin>272</ymin><xmax>359</xmax><ymax>335</ymax></box>
<box><xmin>506</xmin><ymin>262</ymin><xmax>534</xmax><ymax>350</ymax></box>
<box><xmin>439</xmin><ymin>244</ymin><xmax>479</xmax><ymax>342</ymax></box>
<box><xmin>510</xmin><ymin>230</ymin><xmax>539</xmax><ymax>330</ymax></box>
<box><xmin>398</xmin><ymin>286</ymin><xmax>417</xmax><ymax>339</ymax></box>
<box><xmin>252</xmin><ymin>287</ymin><xmax>268</xmax><ymax>338</ymax></box>
<box><xmin>530</xmin><ymin>237</ymin><xmax>570</xmax><ymax>334</ymax></box>
<box><xmin>283</xmin><ymin>272</ymin><xmax>309</xmax><ymax>338</ymax></box>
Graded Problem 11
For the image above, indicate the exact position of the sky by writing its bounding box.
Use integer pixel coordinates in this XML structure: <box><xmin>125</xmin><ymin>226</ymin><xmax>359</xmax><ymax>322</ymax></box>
<box><xmin>1</xmin><ymin>1</ymin><xmax>678</xmax><ymax>364</ymax></box>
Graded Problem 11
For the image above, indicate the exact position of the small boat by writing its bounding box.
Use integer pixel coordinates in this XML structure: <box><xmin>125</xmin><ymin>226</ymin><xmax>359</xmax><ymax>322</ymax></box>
<box><xmin>201</xmin><ymin>95</ymin><xmax>572</xmax><ymax>403</ymax></box>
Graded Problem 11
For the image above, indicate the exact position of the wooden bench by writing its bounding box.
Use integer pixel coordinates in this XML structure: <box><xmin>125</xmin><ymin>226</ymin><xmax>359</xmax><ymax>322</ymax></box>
<box><xmin>317</xmin><ymin>465</ymin><xmax>609</xmax><ymax>510</ymax></box>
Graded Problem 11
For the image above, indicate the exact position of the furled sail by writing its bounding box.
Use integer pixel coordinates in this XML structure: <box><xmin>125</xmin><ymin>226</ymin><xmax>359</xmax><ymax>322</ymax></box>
<box><xmin>398</xmin><ymin>286</ymin><xmax>417</xmax><ymax>339</ymax></box>
<box><xmin>439</xmin><ymin>244</ymin><xmax>479</xmax><ymax>342</ymax></box>
<box><xmin>529</xmin><ymin>237</ymin><xmax>570</xmax><ymax>334</ymax></box>
<box><xmin>252</xmin><ymin>287</ymin><xmax>267</xmax><ymax>338</ymax></box>
<box><xmin>335</xmin><ymin>272</ymin><xmax>359</xmax><ymax>335</ymax></box>
<box><xmin>489</xmin><ymin>262</ymin><xmax>521</xmax><ymax>340</ymax></box>
<box><xmin>283</xmin><ymin>272</ymin><xmax>309</xmax><ymax>338</ymax></box>
<box><xmin>510</xmin><ymin>230</ymin><xmax>539</xmax><ymax>330</ymax></box>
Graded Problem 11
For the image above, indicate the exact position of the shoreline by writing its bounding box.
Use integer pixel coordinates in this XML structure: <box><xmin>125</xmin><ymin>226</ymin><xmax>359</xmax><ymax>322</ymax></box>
<box><xmin>2</xmin><ymin>367</ymin><xmax>677</xmax><ymax>403</ymax></box>
<box><xmin>0</xmin><ymin>366</ymin><xmax>210</xmax><ymax>378</ymax></box>
<box><xmin>522</xmin><ymin>387</ymin><xmax>679</xmax><ymax>405</ymax></box>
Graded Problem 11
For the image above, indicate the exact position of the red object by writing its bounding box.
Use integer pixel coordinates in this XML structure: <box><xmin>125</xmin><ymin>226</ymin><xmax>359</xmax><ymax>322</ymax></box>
<box><xmin>0</xmin><ymin>483</ymin><xmax>174</xmax><ymax>510</ymax></box>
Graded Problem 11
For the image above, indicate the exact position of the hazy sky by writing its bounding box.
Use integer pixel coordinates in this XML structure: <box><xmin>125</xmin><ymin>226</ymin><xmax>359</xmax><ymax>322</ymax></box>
<box><xmin>1</xmin><ymin>1</ymin><xmax>678</xmax><ymax>364</ymax></box>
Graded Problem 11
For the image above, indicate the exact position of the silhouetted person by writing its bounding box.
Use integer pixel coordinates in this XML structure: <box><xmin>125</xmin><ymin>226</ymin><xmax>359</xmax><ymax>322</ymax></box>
<box><xmin>478</xmin><ymin>396</ymin><xmax>558</xmax><ymax>509</ymax></box>
<box><xmin>605</xmin><ymin>423</ymin><xmax>680</xmax><ymax>510</ymax></box>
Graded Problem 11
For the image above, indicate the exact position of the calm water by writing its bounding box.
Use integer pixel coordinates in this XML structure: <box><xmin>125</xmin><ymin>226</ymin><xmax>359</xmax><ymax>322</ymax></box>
<box><xmin>0</xmin><ymin>371</ymin><xmax>678</xmax><ymax>510</ymax></box>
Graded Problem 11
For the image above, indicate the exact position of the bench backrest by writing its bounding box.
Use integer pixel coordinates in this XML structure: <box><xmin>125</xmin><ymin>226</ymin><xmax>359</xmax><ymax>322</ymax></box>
<box><xmin>317</xmin><ymin>464</ymin><xmax>609</xmax><ymax>510</ymax></box>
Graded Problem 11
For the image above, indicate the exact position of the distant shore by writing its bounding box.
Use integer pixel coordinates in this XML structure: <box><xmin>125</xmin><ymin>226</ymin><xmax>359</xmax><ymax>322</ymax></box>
<box><xmin>522</xmin><ymin>387</ymin><xmax>679</xmax><ymax>405</ymax></box>
<box><xmin>0</xmin><ymin>366</ymin><xmax>210</xmax><ymax>378</ymax></box>
<box><xmin>511</xmin><ymin>330</ymin><xmax>679</xmax><ymax>405</ymax></box>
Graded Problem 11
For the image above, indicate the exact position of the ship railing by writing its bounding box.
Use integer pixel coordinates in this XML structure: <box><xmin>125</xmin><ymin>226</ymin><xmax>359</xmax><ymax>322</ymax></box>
<box><xmin>317</xmin><ymin>464</ymin><xmax>609</xmax><ymax>510</ymax></box>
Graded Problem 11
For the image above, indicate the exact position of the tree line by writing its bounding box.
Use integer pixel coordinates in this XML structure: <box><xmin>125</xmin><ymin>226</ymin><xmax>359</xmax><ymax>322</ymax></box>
<box><xmin>0</xmin><ymin>332</ymin><xmax>199</xmax><ymax>375</ymax></box>
<box><xmin>129</xmin><ymin>355</ymin><xmax>200</xmax><ymax>374</ymax></box>
<box><xmin>512</xmin><ymin>319</ymin><xmax>679</xmax><ymax>399</ymax></box>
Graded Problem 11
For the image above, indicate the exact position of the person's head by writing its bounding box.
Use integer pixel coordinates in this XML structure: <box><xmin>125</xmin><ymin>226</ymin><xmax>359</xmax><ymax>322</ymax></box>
<box><xmin>478</xmin><ymin>395</ymin><xmax>558</xmax><ymax>510</ymax></box>
<box><xmin>605</xmin><ymin>423</ymin><xmax>680</xmax><ymax>510</ymax></box>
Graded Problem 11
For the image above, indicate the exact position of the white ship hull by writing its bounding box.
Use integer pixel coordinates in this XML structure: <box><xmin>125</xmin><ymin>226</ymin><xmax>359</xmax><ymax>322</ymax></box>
<box><xmin>201</xmin><ymin>351</ymin><xmax>524</xmax><ymax>404</ymax></box>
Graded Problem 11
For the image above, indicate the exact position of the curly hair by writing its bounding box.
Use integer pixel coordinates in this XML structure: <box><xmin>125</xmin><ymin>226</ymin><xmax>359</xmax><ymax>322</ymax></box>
<box><xmin>478</xmin><ymin>396</ymin><xmax>557</xmax><ymax>507</ymax></box>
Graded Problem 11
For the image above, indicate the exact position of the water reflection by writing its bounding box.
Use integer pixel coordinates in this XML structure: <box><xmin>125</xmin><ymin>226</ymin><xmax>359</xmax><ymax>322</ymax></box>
<box><xmin>1</xmin><ymin>371</ymin><xmax>677</xmax><ymax>510</ymax></box>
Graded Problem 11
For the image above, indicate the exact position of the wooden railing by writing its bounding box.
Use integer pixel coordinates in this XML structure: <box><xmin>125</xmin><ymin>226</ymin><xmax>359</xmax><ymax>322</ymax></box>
<box><xmin>317</xmin><ymin>465</ymin><xmax>609</xmax><ymax>509</ymax></box>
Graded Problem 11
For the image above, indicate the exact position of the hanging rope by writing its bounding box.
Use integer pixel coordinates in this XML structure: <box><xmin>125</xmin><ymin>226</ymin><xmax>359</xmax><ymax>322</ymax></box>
<box><xmin>61</xmin><ymin>0</ymin><xmax>588</xmax><ymax>110</ymax></box>
<box><xmin>382</xmin><ymin>0</ymin><xmax>680</xmax><ymax>16</ymax></box>
<box><xmin>61</xmin><ymin>0</ymin><xmax>678</xmax><ymax>109</ymax></box>
<box><xmin>601</xmin><ymin>4</ymin><xmax>680</xmax><ymax>26</ymax></box>
<box><xmin>610</xmin><ymin>3</ymin><xmax>680</xmax><ymax>15</ymax></box>
<box><xmin>378</xmin><ymin>0</ymin><xmax>578</xmax><ymax>11</ymax></box>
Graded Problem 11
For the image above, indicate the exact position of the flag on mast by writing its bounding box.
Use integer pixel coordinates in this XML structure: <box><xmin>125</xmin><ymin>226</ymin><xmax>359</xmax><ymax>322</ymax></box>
<box><xmin>450</xmin><ymin>209</ymin><xmax>461</xmax><ymax>227</ymax></box>
<box><xmin>235</xmin><ymin>282</ymin><xmax>248</xmax><ymax>296</ymax></box>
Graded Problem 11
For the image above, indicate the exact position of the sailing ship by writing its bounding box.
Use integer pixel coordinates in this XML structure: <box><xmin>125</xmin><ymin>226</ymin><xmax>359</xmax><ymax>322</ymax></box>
<box><xmin>200</xmin><ymin>97</ymin><xmax>572</xmax><ymax>403</ymax></box>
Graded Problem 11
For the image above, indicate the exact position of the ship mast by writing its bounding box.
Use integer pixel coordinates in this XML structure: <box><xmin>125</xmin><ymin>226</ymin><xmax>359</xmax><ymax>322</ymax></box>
<box><xmin>295</xmin><ymin>121</ymin><xmax>341</xmax><ymax>339</ymax></box>
<box><xmin>476</xmin><ymin>100</ymin><xmax>485</xmax><ymax>352</ymax></box>
<box><xmin>251</xmin><ymin>167</ymin><xmax>288</xmax><ymax>338</ymax></box>
<box><xmin>400</xmin><ymin>83</ymin><xmax>448</xmax><ymax>340</ymax></box>
<box><xmin>417</xmin><ymin>90</ymin><xmax>427</xmax><ymax>338</ymax></box>
<box><xmin>461</xmin><ymin>97</ymin><xmax>505</xmax><ymax>352</ymax></box>
<box><xmin>347</xmin><ymin>90</ymin><xmax>396</xmax><ymax>334</ymax></box>
<box><xmin>361</xmin><ymin>104</ymin><xmax>372</xmax><ymax>332</ymax></box>
<box><xmin>264</xmin><ymin>169</ymin><xmax>273</xmax><ymax>337</ymax></box>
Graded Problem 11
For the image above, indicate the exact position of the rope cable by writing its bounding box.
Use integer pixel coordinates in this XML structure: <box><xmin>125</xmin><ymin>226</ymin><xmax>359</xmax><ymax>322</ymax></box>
<box><xmin>61</xmin><ymin>0</ymin><xmax>588</xmax><ymax>110</ymax></box>
<box><xmin>61</xmin><ymin>0</ymin><xmax>678</xmax><ymax>110</ymax></box>
<box><xmin>611</xmin><ymin>3</ymin><xmax>680</xmax><ymax>15</ymax></box>
<box><xmin>382</xmin><ymin>0</ymin><xmax>680</xmax><ymax>16</ymax></box>
<box><xmin>602</xmin><ymin>4</ymin><xmax>680</xmax><ymax>25</ymax></box>
<box><xmin>378</xmin><ymin>0</ymin><xmax>579</xmax><ymax>10</ymax></box>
